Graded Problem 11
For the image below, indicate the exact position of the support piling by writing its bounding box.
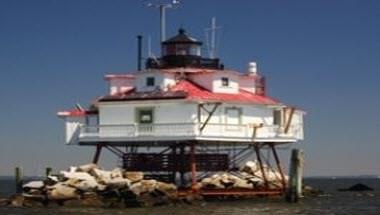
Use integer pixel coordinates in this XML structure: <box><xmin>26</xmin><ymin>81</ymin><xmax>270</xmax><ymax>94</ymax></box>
<box><xmin>45</xmin><ymin>167</ymin><xmax>52</xmax><ymax>177</ymax></box>
<box><xmin>15</xmin><ymin>167</ymin><xmax>23</xmax><ymax>193</ymax></box>
<box><xmin>286</xmin><ymin>148</ymin><xmax>304</xmax><ymax>202</ymax></box>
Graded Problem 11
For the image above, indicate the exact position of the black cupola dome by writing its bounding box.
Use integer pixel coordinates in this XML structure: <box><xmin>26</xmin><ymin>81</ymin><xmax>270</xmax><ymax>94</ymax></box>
<box><xmin>145</xmin><ymin>28</ymin><xmax>222</xmax><ymax>69</ymax></box>
<box><xmin>162</xmin><ymin>28</ymin><xmax>202</xmax><ymax>57</ymax></box>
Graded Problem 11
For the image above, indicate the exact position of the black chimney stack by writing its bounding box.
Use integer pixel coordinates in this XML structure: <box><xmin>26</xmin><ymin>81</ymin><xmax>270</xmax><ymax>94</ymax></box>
<box><xmin>137</xmin><ymin>35</ymin><xmax>142</xmax><ymax>71</ymax></box>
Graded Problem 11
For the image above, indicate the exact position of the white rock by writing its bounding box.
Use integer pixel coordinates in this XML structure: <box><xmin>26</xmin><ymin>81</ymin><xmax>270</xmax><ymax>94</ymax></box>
<box><xmin>233</xmin><ymin>178</ymin><xmax>254</xmax><ymax>189</ymax></box>
<box><xmin>201</xmin><ymin>175</ymin><xmax>224</xmax><ymax>189</ymax></box>
<box><xmin>77</xmin><ymin>163</ymin><xmax>99</xmax><ymax>173</ymax></box>
<box><xmin>130</xmin><ymin>180</ymin><xmax>157</xmax><ymax>195</ymax></box>
<box><xmin>60</xmin><ymin>171</ymin><xmax>97</xmax><ymax>182</ymax></box>
<box><xmin>110</xmin><ymin>168</ymin><xmax>124</xmax><ymax>179</ymax></box>
<box><xmin>246</xmin><ymin>160</ymin><xmax>258</xmax><ymax>171</ymax></box>
<box><xmin>23</xmin><ymin>181</ymin><xmax>44</xmax><ymax>189</ymax></box>
<box><xmin>47</xmin><ymin>183</ymin><xmax>79</xmax><ymax>200</ymax></box>
<box><xmin>63</xmin><ymin>178</ymin><xmax>104</xmax><ymax>192</ymax></box>
<box><xmin>156</xmin><ymin>181</ymin><xmax>177</xmax><ymax>198</ymax></box>
<box><xmin>48</xmin><ymin>175</ymin><xmax>59</xmax><ymax>182</ymax></box>
<box><xmin>124</xmin><ymin>171</ymin><xmax>144</xmax><ymax>183</ymax></box>
<box><xmin>91</xmin><ymin>168</ymin><xmax>112</xmax><ymax>182</ymax></box>
<box><xmin>68</xmin><ymin>166</ymin><xmax>78</xmax><ymax>173</ymax></box>
<box><xmin>106</xmin><ymin>177</ymin><xmax>131</xmax><ymax>189</ymax></box>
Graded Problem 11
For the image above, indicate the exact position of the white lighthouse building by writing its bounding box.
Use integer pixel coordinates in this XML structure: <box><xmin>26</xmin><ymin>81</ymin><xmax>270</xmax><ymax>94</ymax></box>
<box><xmin>58</xmin><ymin>28</ymin><xmax>304</xmax><ymax>194</ymax></box>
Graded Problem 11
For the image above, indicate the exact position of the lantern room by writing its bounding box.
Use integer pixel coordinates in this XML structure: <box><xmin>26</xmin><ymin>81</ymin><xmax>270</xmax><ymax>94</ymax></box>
<box><xmin>161</xmin><ymin>28</ymin><xmax>202</xmax><ymax>56</ymax></box>
<box><xmin>146</xmin><ymin>28</ymin><xmax>223</xmax><ymax>69</ymax></box>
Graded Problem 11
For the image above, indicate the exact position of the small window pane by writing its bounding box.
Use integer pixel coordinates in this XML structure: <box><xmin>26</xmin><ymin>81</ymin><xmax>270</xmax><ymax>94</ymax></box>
<box><xmin>138</xmin><ymin>109</ymin><xmax>153</xmax><ymax>124</ymax></box>
<box><xmin>226</xmin><ymin>108</ymin><xmax>241</xmax><ymax>125</ymax></box>
<box><xmin>273</xmin><ymin>110</ymin><xmax>282</xmax><ymax>126</ymax></box>
<box><xmin>146</xmin><ymin>77</ymin><xmax>155</xmax><ymax>86</ymax></box>
<box><xmin>221</xmin><ymin>77</ymin><xmax>229</xmax><ymax>87</ymax></box>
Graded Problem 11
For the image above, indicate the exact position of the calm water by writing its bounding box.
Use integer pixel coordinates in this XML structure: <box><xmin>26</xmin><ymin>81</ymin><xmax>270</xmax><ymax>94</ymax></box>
<box><xmin>1</xmin><ymin>177</ymin><xmax>380</xmax><ymax>214</ymax></box>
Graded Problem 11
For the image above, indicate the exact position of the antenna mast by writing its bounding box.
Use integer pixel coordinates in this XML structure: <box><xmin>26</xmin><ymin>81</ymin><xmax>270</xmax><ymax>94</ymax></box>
<box><xmin>205</xmin><ymin>17</ymin><xmax>221</xmax><ymax>59</ymax></box>
<box><xmin>146</xmin><ymin>0</ymin><xmax>181</xmax><ymax>42</ymax></box>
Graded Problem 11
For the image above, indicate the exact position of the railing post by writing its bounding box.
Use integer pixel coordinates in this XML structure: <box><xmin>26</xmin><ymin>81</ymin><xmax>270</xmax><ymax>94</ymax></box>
<box><xmin>134</xmin><ymin>123</ymin><xmax>138</xmax><ymax>137</ymax></box>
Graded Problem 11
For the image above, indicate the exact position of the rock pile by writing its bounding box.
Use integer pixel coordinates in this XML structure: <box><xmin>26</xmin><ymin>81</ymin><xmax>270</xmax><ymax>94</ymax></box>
<box><xmin>6</xmin><ymin>163</ymin><xmax>177</xmax><ymax>208</ymax></box>
<box><xmin>1</xmin><ymin>160</ymin><xmax>292</xmax><ymax>208</ymax></box>
<box><xmin>200</xmin><ymin>160</ymin><xmax>288</xmax><ymax>189</ymax></box>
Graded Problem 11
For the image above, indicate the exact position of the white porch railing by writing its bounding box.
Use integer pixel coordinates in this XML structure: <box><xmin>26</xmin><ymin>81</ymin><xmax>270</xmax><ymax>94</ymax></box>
<box><xmin>79</xmin><ymin>123</ymin><xmax>302</xmax><ymax>141</ymax></box>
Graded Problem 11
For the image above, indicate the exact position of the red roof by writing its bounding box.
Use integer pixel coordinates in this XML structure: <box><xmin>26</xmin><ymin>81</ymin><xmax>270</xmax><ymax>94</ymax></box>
<box><xmin>104</xmin><ymin>74</ymin><xmax>135</xmax><ymax>80</ymax></box>
<box><xmin>57</xmin><ymin>109</ymin><xmax>98</xmax><ymax>117</ymax></box>
<box><xmin>99</xmin><ymin>79</ymin><xmax>279</xmax><ymax>105</ymax></box>
<box><xmin>99</xmin><ymin>89</ymin><xmax>187</xmax><ymax>102</ymax></box>
<box><xmin>172</xmin><ymin>80</ymin><xmax>279</xmax><ymax>105</ymax></box>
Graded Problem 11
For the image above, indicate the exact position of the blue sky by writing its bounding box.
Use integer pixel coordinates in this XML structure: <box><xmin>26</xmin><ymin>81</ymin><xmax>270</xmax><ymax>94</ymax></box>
<box><xmin>0</xmin><ymin>0</ymin><xmax>379</xmax><ymax>176</ymax></box>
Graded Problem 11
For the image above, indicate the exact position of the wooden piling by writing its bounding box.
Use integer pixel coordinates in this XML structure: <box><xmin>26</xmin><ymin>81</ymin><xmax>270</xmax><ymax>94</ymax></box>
<box><xmin>286</xmin><ymin>149</ymin><xmax>304</xmax><ymax>202</ymax></box>
<box><xmin>45</xmin><ymin>167</ymin><xmax>52</xmax><ymax>177</ymax></box>
<box><xmin>15</xmin><ymin>167</ymin><xmax>23</xmax><ymax>193</ymax></box>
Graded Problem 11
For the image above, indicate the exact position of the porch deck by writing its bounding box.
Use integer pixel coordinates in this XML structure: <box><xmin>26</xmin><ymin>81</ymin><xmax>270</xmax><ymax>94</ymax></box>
<box><xmin>77</xmin><ymin>122</ymin><xmax>302</xmax><ymax>145</ymax></box>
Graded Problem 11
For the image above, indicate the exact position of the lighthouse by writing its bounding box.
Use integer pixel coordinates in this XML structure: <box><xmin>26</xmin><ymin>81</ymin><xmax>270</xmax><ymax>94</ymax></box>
<box><xmin>58</xmin><ymin>28</ymin><xmax>304</xmax><ymax>196</ymax></box>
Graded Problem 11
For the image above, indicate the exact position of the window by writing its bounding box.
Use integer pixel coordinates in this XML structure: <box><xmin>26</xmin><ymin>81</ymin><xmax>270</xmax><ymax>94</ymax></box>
<box><xmin>273</xmin><ymin>110</ymin><xmax>282</xmax><ymax>126</ymax></box>
<box><xmin>85</xmin><ymin>115</ymin><xmax>99</xmax><ymax>126</ymax></box>
<box><xmin>136</xmin><ymin>108</ymin><xmax>154</xmax><ymax>124</ymax></box>
<box><xmin>176</xmin><ymin>44</ymin><xmax>189</xmax><ymax>55</ymax></box>
<box><xmin>225</xmin><ymin>107</ymin><xmax>242</xmax><ymax>130</ymax></box>
<box><xmin>146</xmin><ymin>77</ymin><xmax>155</xmax><ymax>87</ymax></box>
<box><xmin>221</xmin><ymin>77</ymin><xmax>229</xmax><ymax>87</ymax></box>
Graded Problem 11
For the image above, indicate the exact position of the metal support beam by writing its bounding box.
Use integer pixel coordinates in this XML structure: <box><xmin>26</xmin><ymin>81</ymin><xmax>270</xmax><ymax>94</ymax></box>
<box><xmin>199</xmin><ymin>103</ymin><xmax>221</xmax><ymax>132</ymax></box>
<box><xmin>180</xmin><ymin>144</ymin><xmax>185</xmax><ymax>187</ymax></box>
<box><xmin>190</xmin><ymin>143</ymin><xmax>197</xmax><ymax>191</ymax></box>
<box><xmin>171</xmin><ymin>145</ymin><xmax>177</xmax><ymax>182</ymax></box>
<box><xmin>254</xmin><ymin>144</ymin><xmax>269</xmax><ymax>189</ymax></box>
<box><xmin>270</xmin><ymin>143</ymin><xmax>287</xmax><ymax>191</ymax></box>
<box><xmin>104</xmin><ymin>145</ymin><xmax>124</xmax><ymax>158</ymax></box>
<box><xmin>92</xmin><ymin>145</ymin><xmax>103</xmax><ymax>164</ymax></box>
<box><xmin>228</xmin><ymin>146</ymin><xmax>253</xmax><ymax>170</ymax></box>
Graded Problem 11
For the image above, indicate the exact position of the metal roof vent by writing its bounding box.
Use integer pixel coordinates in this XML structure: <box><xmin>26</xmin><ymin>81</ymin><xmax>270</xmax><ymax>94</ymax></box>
<box><xmin>248</xmin><ymin>62</ymin><xmax>257</xmax><ymax>74</ymax></box>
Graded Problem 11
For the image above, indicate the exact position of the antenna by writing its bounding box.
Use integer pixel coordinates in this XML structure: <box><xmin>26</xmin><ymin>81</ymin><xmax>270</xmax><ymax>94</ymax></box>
<box><xmin>204</xmin><ymin>17</ymin><xmax>221</xmax><ymax>59</ymax></box>
<box><xmin>148</xmin><ymin>35</ymin><xmax>152</xmax><ymax>58</ymax></box>
<box><xmin>137</xmin><ymin>35</ymin><xmax>143</xmax><ymax>71</ymax></box>
<box><xmin>145</xmin><ymin>0</ymin><xmax>181</xmax><ymax>42</ymax></box>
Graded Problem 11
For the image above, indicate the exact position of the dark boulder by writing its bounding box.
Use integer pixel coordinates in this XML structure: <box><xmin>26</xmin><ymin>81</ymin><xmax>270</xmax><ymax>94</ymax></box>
<box><xmin>10</xmin><ymin>194</ymin><xmax>24</xmax><ymax>207</ymax></box>
<box><xmin>338</xmin><ymin>183</ymin><xmax>374</xmax><ymax>192</ymax></box>
<box><xmin>0</xmin><ymin>198</ymin><xmax>10</xmax><ymax>207</ymax></box>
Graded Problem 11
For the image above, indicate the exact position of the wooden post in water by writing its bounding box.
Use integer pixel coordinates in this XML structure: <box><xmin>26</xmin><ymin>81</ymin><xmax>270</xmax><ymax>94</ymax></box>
<box><xmin>15</xmin><ymin>167</ymin><xmax>23</xmax><ymax>193</ymax></box>
<box><xmin>45</xmin><ymin>167</ymin><xmax>52</xmax><ymax>177</ymax></box>
<box><xmin>286</xmin><ymin>149</ymin><xmax>304</xmax><ymax>202</ymax></box>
